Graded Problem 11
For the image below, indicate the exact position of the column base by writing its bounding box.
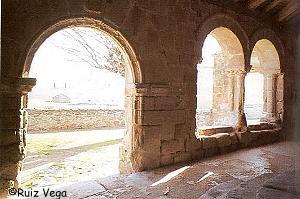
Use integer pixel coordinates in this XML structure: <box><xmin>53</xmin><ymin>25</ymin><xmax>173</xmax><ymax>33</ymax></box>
<box><xmin>260</xmin><ymin>114</ymin><xmax>281</xmax><ymax>124</ymax></box>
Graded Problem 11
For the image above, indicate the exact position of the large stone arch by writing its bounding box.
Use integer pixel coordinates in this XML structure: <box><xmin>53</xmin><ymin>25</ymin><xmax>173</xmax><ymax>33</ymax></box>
<box><xmin>197</xmin><ymin>13</ymin><xmax>250</xmax><ymax>71</ymax></box>
<box><xmin>22</xmin><ymin>17</ymin><xmax>142</xmax><ymax>84</ymax></box>
<box><xmin>21</xmin><ymin>17</ymin><xmax>144</xmax><ymax>174</ymax></box>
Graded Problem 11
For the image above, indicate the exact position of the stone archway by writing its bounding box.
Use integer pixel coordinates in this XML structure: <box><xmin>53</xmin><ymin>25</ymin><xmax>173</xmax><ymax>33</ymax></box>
<box><xmin>0</xmin><ymin>17</ymin><xmax>143</xmax><ymax>196</ymax></box>
<box><xmin>196</xmin><ymin>26</ymin><xmax>247</xmax><ymax>131</ymax></box>
<box><xmin>249</xmin><ymin>39</ymin><xmax>284</xmax><ymax>125</ymax></box>
<box><xmin>197</xmin><ymin>13</ymin><xmax>250</xmax><ymax>71</ymax></box>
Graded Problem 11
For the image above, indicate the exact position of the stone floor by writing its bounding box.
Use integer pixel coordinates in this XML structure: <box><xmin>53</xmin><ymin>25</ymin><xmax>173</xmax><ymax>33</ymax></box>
<box><xmin>17</xmin><ymin>134</ymin><xmax>300</xmax><ymax>199</ymax></box>
<box><xmin>55</xmin><ymin>140</ymin><xmax>299</xmax><ymax>199</ymax></box>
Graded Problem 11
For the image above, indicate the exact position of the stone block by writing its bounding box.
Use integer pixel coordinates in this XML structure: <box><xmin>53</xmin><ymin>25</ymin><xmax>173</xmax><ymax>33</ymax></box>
<box><xmin>212</xmin><ymin>133</ymin><xmax>231</xmax><ymax>147</ymax></box>
<box><xmin>174</xmin><ymin>152</ymin><xmax>191</xmax><ymax>164</ymax></box>
<box><xmin>198</xmin><ymin>128</ymin><xmax>216</xmax><ymax>136</ymax></box>
<box><xmin>219</xmin><ymin>146</ymin><xmax>232</xmax><ymax>154</ymax></box>
<box><xmin>140</xmin><ymin>110</ymin><xmax>185</xmax><ymax>125</ymax></box>
<box><xmin>190</xmin><ymin>137</ymin><xmax>202</xmax><ymax>151</ymax></box>
<box><xmin>142</xmin><ymin>126</ymin><xmax>161</xmax><ymax>149</ymax></box>
<box><xmin>174</xmin><ymin>123</ymin><xmax>189</xmax><ymax>140</ymax></box>
<box><xmin>191</xmin><ymin>148</ymin><xmax>204</xmax><ymax>160</ymax></box>
<box><xmin>161</xmin><ymin>123</ymin><xmax>175</xmax><ymax>141</ymax></box>
<box><xmin>0</xmin><ymin>95</ymin><xmax>22</xmax><ymax>110</ymax></box>
<box><xmin>142</xmin><ymin>150</ymin><xmax>161</xmax><ymax>170</ymax></box>
<box><xmin>250</xmin><ymin>130</ymin><xmax>263</xmax><ymax>141</ymax></box>
<box><xmin>204</xmin><ymin>147</ymin><xmax>219</xmax><ymax>158</ymax></box>
<box><xmin>236</xmin><ymin>131</ymin><xmax>252</xmax><ymax>147</ymax></box>
<box><xmin>0</xmin><ymin>144</ymin><xmax>25</xmax><ymax>163</ymax></box>
<box><xmin>0</xmin><ymin>130</ymin><xmax>24</xmax><ymax>146</ymax></box>
<box><xmin>160</xmin><ymin>154</ymin><xmax>174</xmax><ymax>166</ymax></box>
<box><xmin>135</xmin><ymin>96</ymin><xmax>155</xmax><ymax>110</ymax></box>
<box><xmin>200</xmin><ymin>135</ymin><xmax>217</xmax><ymax>149</ymax></box>
<box><xmin>229</xmin><ymin>133</ymin><xmax>238</xmax><ymax>145</ymax></box>
<box><xmin>161</xmin><ymin>139</ymin><xmax>185</xmax><ymax>155</ymax></box>
<box><xmin>154</xmin><ymin>96</ymin><xmax>177</xmax><ymax>110</ymax></box>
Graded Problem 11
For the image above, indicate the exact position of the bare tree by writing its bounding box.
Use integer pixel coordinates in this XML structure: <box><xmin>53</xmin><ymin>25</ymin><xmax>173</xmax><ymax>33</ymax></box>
<box><xmin>51</xmin><ymin>27</ymin><xmax>126</xmax><ymax>77</ymax></box>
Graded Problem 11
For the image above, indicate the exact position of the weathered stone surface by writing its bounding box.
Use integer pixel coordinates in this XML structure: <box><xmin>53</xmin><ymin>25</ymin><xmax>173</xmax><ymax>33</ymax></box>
<box><xmin>236</xmin><ymin>131</ymin><xmax>252</xmax><ymax>147</ymax></box>
<box><xmin>204</xmin><ymin>147</ymin><xmax>219</xmax><ymax>158</ymax></box>
<box><xmin>1</xmin><ymin>0</ymin><xmax>295</xmax><ymax>197</ymax></box>
<box><xmin>0</xmin><ymin>130</ymin><xmax>24</xmax><ymax>146</ymax></box>
<box><xmin>174</xmin><ymin>152</ymin><xmax>191</xmax><ymax>164</ymax></box>
<box><xmin>161</xmin><ymin>139</ymin><xmax>185</xmax><ymax>155</ymax></box>
<box><xmin>191</xmin><ymin>148</ymin><xmax>204</xmax><ymax>160</ymax></box>
<box><xmin>160</xmin><ymin>154</ymin><xmax>174</xmax><ymax>166</ymax></box>
<box><xmin>212</xmin><ymin>133</ymin><xmax>232</xmax><ymax>147</ymax></box>
<box><xmin>161</xmin><ymin>123</ymin><xmax>175</xmax><ymax>141</ymax></box>
<box><xmin>28</xmin><ymin>109</ymin><xmax>125</xmax><ymax>132</ymax></box>
<box><xmin>200</xmin><ymin>135</ymin><xmax>217</xmax><ymax>149</ymax></box>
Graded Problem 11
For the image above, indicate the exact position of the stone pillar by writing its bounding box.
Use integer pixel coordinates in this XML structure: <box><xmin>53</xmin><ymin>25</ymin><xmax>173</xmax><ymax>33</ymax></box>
<box><xmin>0</xmin><ymin>77</ymin><xmax>36</xmax><ymax>198</ymax></box>
<box><xmin>119</xmin><ymin>83</ymin><xmax>189</xmax><ymax>172</ymax></box>
<box><xmin>235</xmin><ymin>70</ymin><xmax>247</xmax><ymax>131</ymax></box>
<box><xmin>261</xmin><ymin>73</ymin><xmax>280</xmax><ymax>123</ymax></box>
<box><xmin>228</xmin><ymin>71</ymin><xmax>235</xmax><ymax>112</ymax></box>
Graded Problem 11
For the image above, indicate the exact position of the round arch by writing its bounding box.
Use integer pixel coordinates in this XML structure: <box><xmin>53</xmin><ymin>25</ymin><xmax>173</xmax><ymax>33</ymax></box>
<box><xmin>22</xmin><ymin>17</ymin><xmax>142</xmax><ymax>84</ymax></box>
<box><xmin>250</xmin><ymin>39</ymin><xmax>281</xmax><ymax>74</ymax></box>
<box><xmin>248</xmin><ymin>35</ymin><xmax>284</xmax><ymax>125</ymax></box>
<box><xmin>197</xmin><ymin>13</ymin><xmax>250</xmax><ymax>71</ymax></box>
<box><xmin>250</xmin><ymin>28</ymin><xmax>284</xmax><ymax>72</ymax></box>
<box><xmin>21</xmin><ymin>17</ymin><xmax>143</xmax><ymax>174</ymax></box>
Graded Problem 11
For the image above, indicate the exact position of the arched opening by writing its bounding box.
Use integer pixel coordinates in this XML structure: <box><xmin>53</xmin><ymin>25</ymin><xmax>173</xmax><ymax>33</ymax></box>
<box><xmin>196</xmin><ymin>27</ymin><xmax>245</xmax><ymax>135</ymax></box>
<box><xmin>247</xmin><ymin>39</ymin><xmax>283</xmax><ymax>125</ymax></box>
<box><xmin>21</xmin><ymin>21</ymin><xmax>138</xmax><ymax>191</ymax></box>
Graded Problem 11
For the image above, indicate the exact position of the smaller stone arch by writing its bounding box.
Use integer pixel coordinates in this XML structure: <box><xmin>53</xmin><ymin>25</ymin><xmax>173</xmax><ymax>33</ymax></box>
<box><xmin>250</xmin><ymin>39</ymin><xmax>281</xmax><ymax>74</ymax></box>
<box><xmin>248</xmin><ymin>31</ymin><xmax>285</xmax><ymax>125</ymax></box>
<box><xmin>250</xmin><ymin>28</ymin><xmax>284</xmax><ymax>73</ymax></box>
<box><xmin>197</xmin><ymin>13</ymin><xmax>250</xmax><ymax>70</ymax></box>
<box><xmin>196</xmin><ymin>15</ymin><xmax>249</xmax><ymax>130</ymax></box>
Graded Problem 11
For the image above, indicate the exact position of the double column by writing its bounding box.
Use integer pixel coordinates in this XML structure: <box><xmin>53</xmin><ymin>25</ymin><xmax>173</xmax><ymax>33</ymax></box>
<box><xmin>234</xmin><ymin>70</ymin><xmax>247</xmax><ymax>131</ymax></box>
<box><xmin>261</xmin><ymin>73</ymin><xmax>281</xmax><ymax>123</ymax></box>
<box><xmin>0</xmin><ymin>77</ymin><xmax>36</xmax><ymax>198</ymax></box>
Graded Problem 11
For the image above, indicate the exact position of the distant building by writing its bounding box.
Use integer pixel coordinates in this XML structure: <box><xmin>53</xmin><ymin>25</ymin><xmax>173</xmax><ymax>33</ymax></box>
<box><xmin>52</xmin><ymin>93</ymin><xmax>71</xmax><ymax>103</ymax></box>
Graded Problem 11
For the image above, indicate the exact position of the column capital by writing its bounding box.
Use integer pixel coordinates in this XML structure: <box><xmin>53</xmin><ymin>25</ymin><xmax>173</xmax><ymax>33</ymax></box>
<box><xmin>234</xmin><ymin>70</ymin><xmax>247</xmax><ymax>77</ymax></box>
<box><xmin>0</xmin><ymin>77</ymin><xmax>36</xmax><ymax>95</ymax></box>
<box><xmin>223</xmin><ymin>69</ymin><xmax>247</xmax><ymax>76</ymax></box>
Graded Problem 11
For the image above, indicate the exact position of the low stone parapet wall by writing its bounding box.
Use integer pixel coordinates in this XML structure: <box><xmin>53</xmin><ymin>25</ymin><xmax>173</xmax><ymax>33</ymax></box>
<box><xmin>27</xmin><ymin>109</ymin><xmax>125</xmax><ymax>132</ymax></box>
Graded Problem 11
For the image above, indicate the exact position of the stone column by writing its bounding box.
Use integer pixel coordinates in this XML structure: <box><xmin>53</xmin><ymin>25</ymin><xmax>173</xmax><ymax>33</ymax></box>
<box><xmin>0</xmin><ymin>77</ymin><xmax>36</xmax><ymax>198</ymax></box>
<box><xmin>235</xmin><ymin>70</ymin><xmax>247</xmax><ymax>131</ymax></box>
<box><xmin>261</xmin><ymin>73</ymin><xmax>279</xmax><ymax>123</ymax></box>
<box><xmin>228</xmin><ymin>71</ymin><xmax>235</xmax><ymax>112</ymax></box>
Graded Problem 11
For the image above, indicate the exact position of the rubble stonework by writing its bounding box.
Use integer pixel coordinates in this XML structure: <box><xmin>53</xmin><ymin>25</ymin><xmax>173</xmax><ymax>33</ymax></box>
<box><xmin>27</xmin><ymin>109</ymin><xmax>125</xmax><ymax>132</ymax></box>
<box><xmin>1</xmin><ymin>0</ymin><xmax>297</xmax><ymax>198</ymax></box>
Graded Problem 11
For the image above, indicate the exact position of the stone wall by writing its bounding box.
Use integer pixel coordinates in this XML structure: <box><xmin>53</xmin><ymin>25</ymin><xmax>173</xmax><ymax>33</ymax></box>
<box><xmin>1</xmin><ymin>0</ymin><xmax>296</xmax><ymax>197</ymax></box>
<box><xmin>27</xmin><ymin>109</ymin><xmax>125</xmax><ymax>132</ymax></box>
